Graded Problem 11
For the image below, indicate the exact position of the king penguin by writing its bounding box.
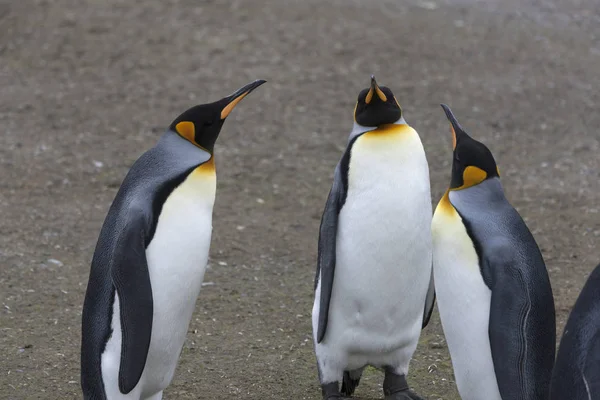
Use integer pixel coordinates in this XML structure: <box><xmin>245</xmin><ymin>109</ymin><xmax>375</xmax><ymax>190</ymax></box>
<box><xmin>80</xmin><ymin>79</ymin><xmax>266</xmax><ymax>400</ymax></box>
<box><xmin>312</xmin><ymin>76</ymin><xmax>435</xmax><ymax>400</ymax></box>
<box><xmin>550</xmin><ymin>262</ymin><xmax>600</xmax><ymax>400</ymax></box>
<box><xmin>431</xmin><ymin>104</ymin><xmax>556</xmax><ymax>400</ymax></box>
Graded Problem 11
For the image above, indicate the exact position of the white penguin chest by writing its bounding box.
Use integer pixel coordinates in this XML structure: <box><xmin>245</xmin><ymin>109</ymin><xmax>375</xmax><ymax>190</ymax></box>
<box><xmin>431</xmin><ymin>193</ymin><xmax>501</xmax><ymax>399</ymax></box>
<box><xmin>332</xmin><ymin>125</ymin><xmax>433</xmax><ymax>341</ymax></box>
<box><xmin>338</xmin><ymin>125</ymin><xmax>432</xmax><ymax>275</ymax></box>
<box><xmin>146</xmin><ymin>162</ymin><xmax>216</xmax><ymax>308</ymax></box>
<box><xmin>142</xmin><ymin>162</ymin><xmax>216</xmax><ymax>386</ymax></box>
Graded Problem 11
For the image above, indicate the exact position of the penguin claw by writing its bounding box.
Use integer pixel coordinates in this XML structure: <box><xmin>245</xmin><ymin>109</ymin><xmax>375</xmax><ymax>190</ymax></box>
<box><xmin>321</xmin><ymin>382</ymin><xmax>349</xmax><ymax>400</ymax></box>
<box><xmin>384</xmin><ymin>389</ymin><xmax>426</xmax><ymax>400</ymax></box>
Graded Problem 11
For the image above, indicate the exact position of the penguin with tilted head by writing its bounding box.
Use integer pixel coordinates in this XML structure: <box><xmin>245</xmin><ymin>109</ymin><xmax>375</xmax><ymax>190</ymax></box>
<box><xmin>80</xmin><ymin>79</ymin><xmax>266</xmax><ymax>400</ymax></box>
<box><xmin>312</xmin><ymin>76</ymin><xmax>435</xmax><ymax>400</ymax></box>
<box><xmin>550</xmin><ymin>262</ymin><xmax>600</xmax><ymax>399</ymax></box>
<box><xmin>431</xmin><ymin>104</ymin><xmax>556</xmax><ymax>400</ymax></box>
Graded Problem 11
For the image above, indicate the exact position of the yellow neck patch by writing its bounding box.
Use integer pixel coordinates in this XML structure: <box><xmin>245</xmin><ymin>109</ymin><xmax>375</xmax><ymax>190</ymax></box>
<box><xmin>193</xmin><ymin>156</ymin><xmax>216</xmax><ymax>176</ymax></box>
<box><xmin>366</xmin><ymin>123</ymin><xmax>411</xmax><ymax>136</ymax></box>
<box><xmin>435</xmin><ymin>190</ymin><xmax>455</xmax><ymax>215</ymax></box>
<box><xmin>453</xmin><ymin>166</ymin><xmax>487</xmax><ymax>190</ymax></box>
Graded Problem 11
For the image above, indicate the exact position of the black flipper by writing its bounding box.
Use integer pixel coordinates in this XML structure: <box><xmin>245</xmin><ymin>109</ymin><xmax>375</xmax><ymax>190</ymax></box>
<box><xmin>422</xmin><ymin>267</ymin><xmax>435</xmax><ymax>329</ymax></box>
<box><xmin>110</xmin><ymin>210</ymin><xmax>154</xmax><ymax>394</ymax></box>
<box><xmin>315</xmin><ymin>163</ymin><xmax>346</xmax><ymax>344</ymax></box>
<box><xmin>486</xmin><ymin>245</ymin><xmax>555</xmax><ymax>400</ymax></box>
<box><xmin>585</xmin><ymin>334</ymin><xmax>600</xmax><ymax>396</ymax></box>
<box><xmin>550</xmin><ymin>263</ymin><xmax>600</xmax><ymax>400</ymax></box>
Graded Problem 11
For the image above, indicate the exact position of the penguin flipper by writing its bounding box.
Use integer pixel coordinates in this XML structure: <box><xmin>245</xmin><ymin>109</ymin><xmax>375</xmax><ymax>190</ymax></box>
<box><xmin>315</xmin><ymin>164</ymin><xmax>346</xmax><ymax>344</ymax></box>
<box><xmin>422</xmin><ymin>267</ymin><xmax>436</xmax><ymax>329</ymax></box>
<box><xmin>110</xmin><ymin>210</ymin><xmax>153</xmax><ymax>394</ymax></box>
<box><xmin>550</xmin><ymin>263</ymin><xmax>600</xmax><ymax>399</ymax></box>
<box><xmin>486</xmin><ymin>249</ymin><xmax>555</xmax><ymax>400</ymax></box>
<box><xmin>584</xmin><ymin>334</ymin><xmax>600</xmax><ymax>395</ymax></box>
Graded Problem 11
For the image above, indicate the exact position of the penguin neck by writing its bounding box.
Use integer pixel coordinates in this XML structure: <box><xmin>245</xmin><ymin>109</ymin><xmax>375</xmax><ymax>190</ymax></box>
<box><xmin>349</xmin><ymin>116</ymin><xmax>407</xmax><ymax>142</ymax></box>
<box><xmin>449</xmin><ymin>177</ymin><xmax>506</xmax><ymax>206</ymax></box>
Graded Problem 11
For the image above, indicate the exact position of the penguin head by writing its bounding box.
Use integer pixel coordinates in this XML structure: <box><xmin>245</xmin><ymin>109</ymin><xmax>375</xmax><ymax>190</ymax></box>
<box><xmin>441</xmin><ymin>104</ymin><xmax>500</xmax><ymax>190</ymax></box>
<box><xmin>169</xmin><ymin>79</ymin><xmax>266</xmax><ymax>153</ymax></box>
<box><xmin>354</xmin><ymin>76</ymin><xmax>402</xmax><ymax>127</ymax></box>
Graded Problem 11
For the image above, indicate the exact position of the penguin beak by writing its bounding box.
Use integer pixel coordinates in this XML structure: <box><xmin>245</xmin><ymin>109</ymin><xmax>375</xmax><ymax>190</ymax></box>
<box><xmin>365</xmin><ymin>75</ymin><xmax>388</xmax><ymax>104</ymax></box>
<box><xmin>440</xmin><ymin>104</ymin><xmax>464</xmax><ymax>150</ymax></box>
<box><xmin>220</xmin><ymin>79</ymin><xmax>267</xmax><ymax>120</ymax></box>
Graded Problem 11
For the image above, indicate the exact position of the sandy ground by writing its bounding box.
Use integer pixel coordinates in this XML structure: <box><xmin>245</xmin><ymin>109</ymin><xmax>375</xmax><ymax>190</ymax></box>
<box><xmin>1</xmin><ymin>0</ymin><xmax>599</xmax><ymax>399</ymax></box>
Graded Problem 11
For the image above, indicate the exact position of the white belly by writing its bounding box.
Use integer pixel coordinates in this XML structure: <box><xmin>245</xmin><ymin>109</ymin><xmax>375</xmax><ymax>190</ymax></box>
<box><xmin>102</xmin><ymin>164</ymin><xmax>216</xmax><ymax>399</ymax></box>
<box><xmin>320</xmin><ymin>125</ymin><xmax>433</xmax><ymax>371</ymax></box>
<box><xmin>432</xmin><ymin>194</ymin><xmax>501</xmax><ymax>400</ymax></box>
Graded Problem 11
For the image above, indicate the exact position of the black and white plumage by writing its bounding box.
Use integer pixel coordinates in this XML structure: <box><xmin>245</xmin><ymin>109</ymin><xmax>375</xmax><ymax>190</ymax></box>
<box><xmin>432</xmin><ymin>104</ymin><xmax>556</xmax><ymax>400</ymax></box>
<box><xmin>312</xmin><ymin>77</ymin><xmax>434</xmax><ymax>400</ymax></box>
<box><xmin>81</xmin><ymin>80</ymin><xmax>265</xmax><ymax>400</ymax></box>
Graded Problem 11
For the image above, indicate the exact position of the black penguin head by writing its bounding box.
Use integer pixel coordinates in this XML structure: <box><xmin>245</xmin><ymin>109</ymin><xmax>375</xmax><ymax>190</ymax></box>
<box><xmin>354</xmin><ymin>76</ymin><xmax>402</xmax><ymax>127</ymax></box>
<box><xmin>441</xmin><ymin>104</ymin><xmax>500</xmax><ymax>190</ymax></box>
<box><xmin>169</xmin><ymin>79</ymin><xmax>266</xmax><ymax>153</ymax></box>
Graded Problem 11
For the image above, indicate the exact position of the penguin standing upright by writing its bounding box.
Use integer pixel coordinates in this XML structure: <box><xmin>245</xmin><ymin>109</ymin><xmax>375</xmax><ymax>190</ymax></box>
<box><xmin>431</xmin><ymin>104</ymin><xmax>556</xmax><ymax>400</ymax></box>
<box><xmin>80</xmin><ymin>79</ymin><xmax>266</xmax><ymax>400</ymax></box>
<box><xmin>312</xmin><ymin>76</ymin><xmax>435</xmax><ymax>400</ymax></box>
<box><xmin>550</xmin><ymin>262</ymin><xmax>600</xmax><ymax>400</ymax></box>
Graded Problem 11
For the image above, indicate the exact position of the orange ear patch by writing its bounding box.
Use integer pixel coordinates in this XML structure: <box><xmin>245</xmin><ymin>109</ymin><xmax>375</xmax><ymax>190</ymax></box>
<box><xmin>175</xmin><ymin>121</ymin><xmax>195</xmax><ymax>143</ymax></box>
<box><xmin>457</xmin><ymin>166</ymin><xmax>487</xmax><ymax>189</ymax></box>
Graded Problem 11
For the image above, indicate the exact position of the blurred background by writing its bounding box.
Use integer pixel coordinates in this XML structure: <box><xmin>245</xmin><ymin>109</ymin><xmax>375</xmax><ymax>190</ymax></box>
<box><xmin>1</xmin><ymin>0</ymin><xmax>599</xmax><ymax>399</ymax></box>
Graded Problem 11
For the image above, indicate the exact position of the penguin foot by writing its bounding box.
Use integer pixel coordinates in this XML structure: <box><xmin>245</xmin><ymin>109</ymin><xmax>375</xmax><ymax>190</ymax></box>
<box><xmin>383</xmin><ymin>370</ymin><xmax>425</xmax><ymax>400</ymax></box>
<box><xmin>321</xmin><ymin>381</ymin><xmax>348</xmax><ymax>399</ymax></box>
<box><xmin>384</xmin><ymin>390</ymin><xmax>425</xmax><ymax>400</ymax></box>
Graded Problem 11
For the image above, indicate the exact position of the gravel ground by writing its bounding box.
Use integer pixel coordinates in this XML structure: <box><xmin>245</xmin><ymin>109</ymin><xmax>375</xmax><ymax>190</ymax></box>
<box><xmin>1</xmin><ymin>0</ymin><xmax>599</xmax><ymax>399</ymax></box>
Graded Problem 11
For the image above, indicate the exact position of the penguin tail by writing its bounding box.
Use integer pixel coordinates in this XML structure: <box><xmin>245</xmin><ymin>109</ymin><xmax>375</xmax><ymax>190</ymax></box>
<box><xmin>341</xmin><ymin>369</ymin><xmax>362</xmax><ymax>396</ymax></box>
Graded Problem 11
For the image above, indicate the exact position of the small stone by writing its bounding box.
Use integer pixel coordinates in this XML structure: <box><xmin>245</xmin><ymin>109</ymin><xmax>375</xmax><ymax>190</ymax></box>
<box><xmin>47</xmin><ymin>259</ymin><xmax>63</xmax><ymax>267</ymax></box>
<box><xmin>417</xmin><ymin>1</ymin><xmax>438</xmax><ymax>10</ymax></box>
